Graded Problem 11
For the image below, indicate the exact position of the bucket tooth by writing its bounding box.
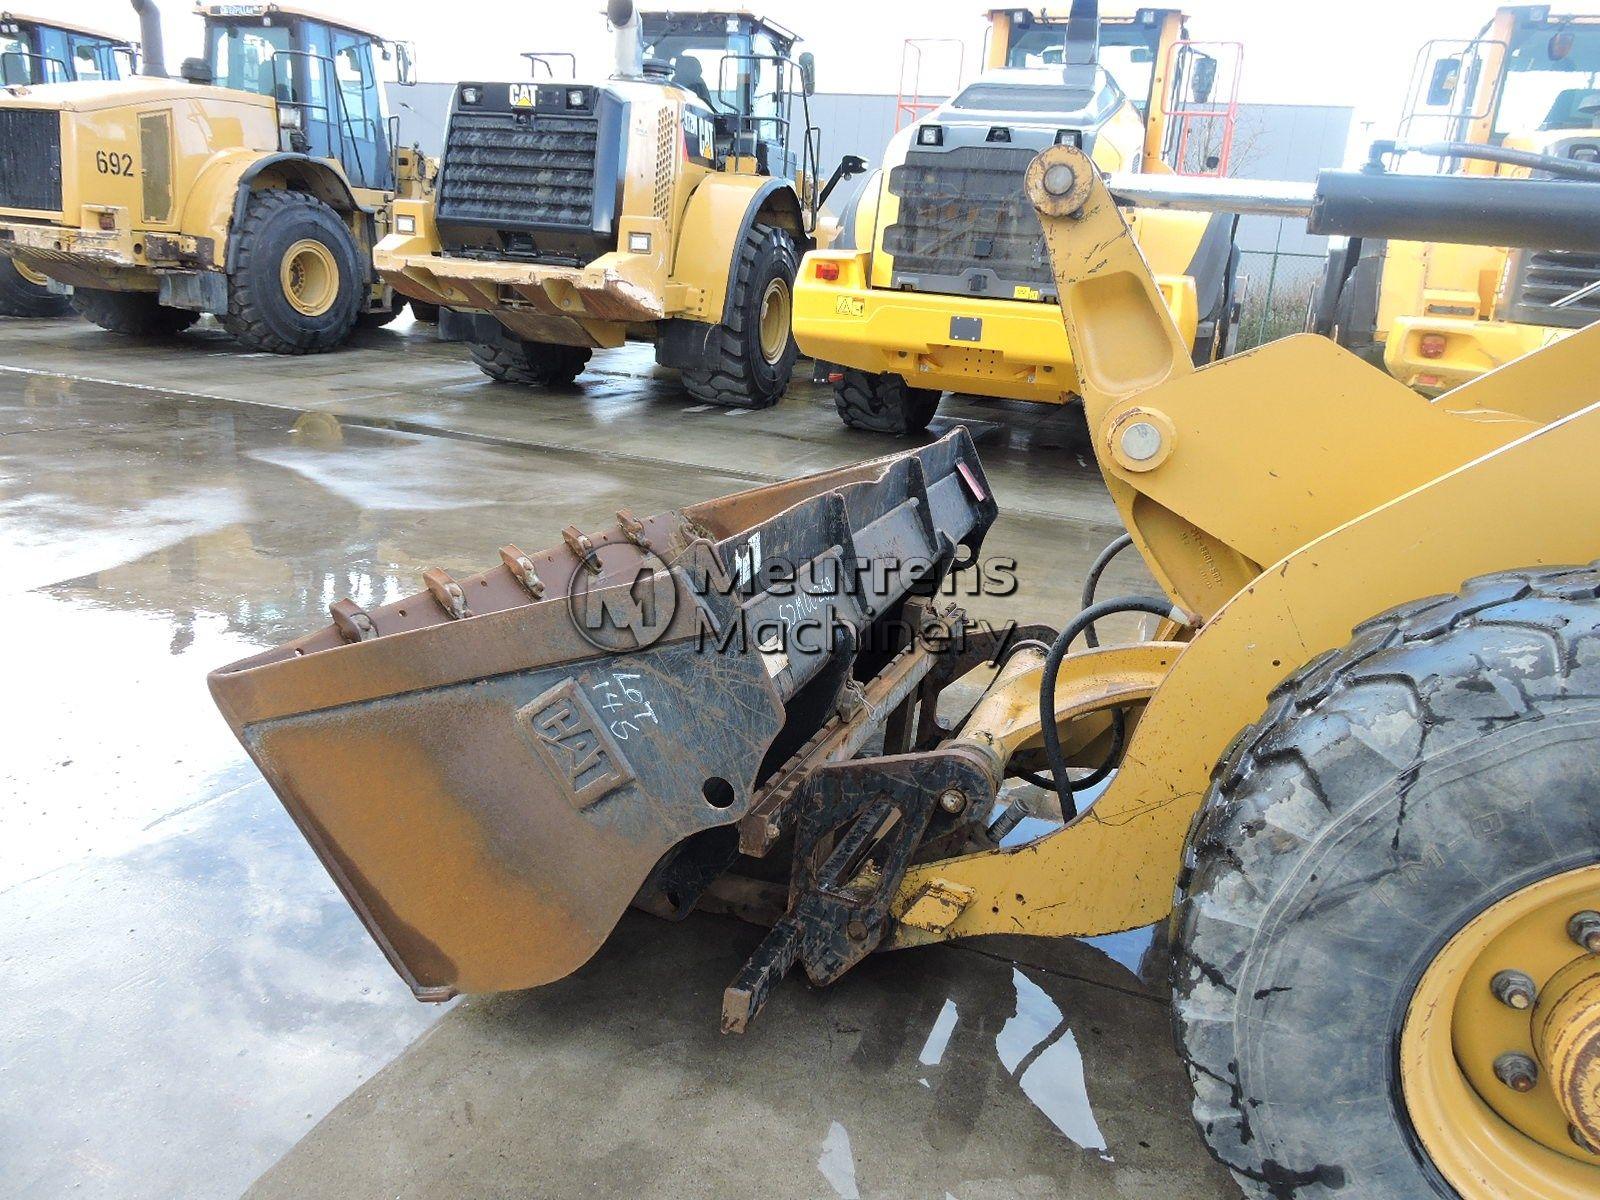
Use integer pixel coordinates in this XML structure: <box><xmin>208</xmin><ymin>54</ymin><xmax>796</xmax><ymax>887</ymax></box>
<box><xmin>329</xmin><ymin>598</ymin><xmax>377</xmax><ymax>643</ymax></box>
<box><xmin>499</xmin><ymin>544</ymin><xmax>546</xmax><ymax>598</ymax></box>
<box><xmin>422</xmin><ymin>566</ymin><xmax>471</xmax><ymax>620</ymax></box>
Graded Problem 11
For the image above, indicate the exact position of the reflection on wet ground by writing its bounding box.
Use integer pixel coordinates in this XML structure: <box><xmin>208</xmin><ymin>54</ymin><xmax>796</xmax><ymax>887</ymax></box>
<box><xmin>0</xmin><ymin>329</ymin><xmax>1226</xmax><ymax>1199</ymax></box>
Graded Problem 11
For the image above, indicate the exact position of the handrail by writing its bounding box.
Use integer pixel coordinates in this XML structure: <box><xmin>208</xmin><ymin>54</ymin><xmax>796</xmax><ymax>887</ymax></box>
<box><xmin>523</xmin><ymin>51</ymin><xmax>577</xmax><ymax>80</ymax></box>
<box><xmin>267</xmin><ymin>47</ymin><xmax>384</xmax><ymax>188</ymax></box>
<box><xmin>713</xmin><ymin>49</ymin><xmax>821</xmax><ymax>219</ymax></box>
<box><xmin>0</xmin><ymin>49</ymin><xmax>70</xmax><ymax>84</ymax></box>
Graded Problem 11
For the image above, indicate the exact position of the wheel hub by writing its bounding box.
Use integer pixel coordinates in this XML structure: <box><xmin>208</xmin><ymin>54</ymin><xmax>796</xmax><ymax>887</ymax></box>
<box><xmin>1402</xmin><ymin>864</ymin><xmax>1600</xmax><ymax>1199</ymax></box>
<box><xmin>280</xmin><ymin>239</ymin><xmax>338</xmax><ymax>318</ymax></box>
<box><xmin>14</xmin><ymin>259</ymin><xmax>50</xmax><ymax>287</ymax></box>
<box><xmin>757</xmin><ymin>277</ymin><xmax>790</xmax><ymax>366</ymax></box>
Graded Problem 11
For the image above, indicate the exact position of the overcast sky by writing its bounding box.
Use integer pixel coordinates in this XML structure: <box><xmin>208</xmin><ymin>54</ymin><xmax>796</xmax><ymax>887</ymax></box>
<box><xmin>63</xmin><ymin>0</ymin><xmax>1600</xmax><ymax>154</ymax></box>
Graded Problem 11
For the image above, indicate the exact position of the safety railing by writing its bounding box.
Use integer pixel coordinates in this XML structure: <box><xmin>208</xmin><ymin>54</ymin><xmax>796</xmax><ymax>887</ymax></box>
<box><xmin>267</xmin><ymin>48</ymin><xmax>386</xmax><ymax>190</ymax></box>
<box><xmin>715</xmin><ymin>52</ymin><xmax>823</xmax><ymax>225</ymax></box>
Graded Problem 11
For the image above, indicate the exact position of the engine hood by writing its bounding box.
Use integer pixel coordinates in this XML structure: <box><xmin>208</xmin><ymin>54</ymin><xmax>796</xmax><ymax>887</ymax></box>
<box><xmin>0</xmin><ymin>77</ymin><xmax>273</xmax><ymax>114</ymax></box>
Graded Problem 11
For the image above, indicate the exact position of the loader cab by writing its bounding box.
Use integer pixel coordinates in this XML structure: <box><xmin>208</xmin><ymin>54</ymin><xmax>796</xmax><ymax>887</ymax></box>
<box><xmin>983</xmin><ymin>7</ymin><xmax>1238</xmax><ymax>175</ymax></box>
<box><xmin>1403</xmin><ymin>9</ymin><xmax>1600</xmax><ymax>162</ymax></box>
<box><xmin>0</xmin><ymin>14</ymin><xmax>133</xmax><ymax>85</ymax></box>
<box><xmin>197</xmin><ymin>3</ymin><xmax>415</xmax><ymax>192</ymax></box>
<box><xmin>640</xmin><ymin>10</ymin><xmax>817</xmax><ymax>183</ymax></box>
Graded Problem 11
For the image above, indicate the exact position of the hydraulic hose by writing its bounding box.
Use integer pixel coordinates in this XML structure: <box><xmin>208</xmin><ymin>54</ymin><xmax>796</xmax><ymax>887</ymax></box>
<box><xmin>1080</xmin><ymin>533</ymin><xmax>1134</xmax><ymax>648</ymax></box>
<box><xmin>1368</xmin><ymin>139</ymin><xmax>1600</xmax><ymax>183</ymax></box>
<box><xmin>1039</xmin><ymin>595</ymin><xmax>1182</xmax><ymax>819</ymax></box>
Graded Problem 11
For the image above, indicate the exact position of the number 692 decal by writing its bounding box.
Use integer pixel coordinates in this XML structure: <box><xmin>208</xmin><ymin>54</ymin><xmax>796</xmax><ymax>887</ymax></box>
<box><xmin>94</xmin><ymin>150</ymin><xmax>134</xmax><ymax>176</ymax></box>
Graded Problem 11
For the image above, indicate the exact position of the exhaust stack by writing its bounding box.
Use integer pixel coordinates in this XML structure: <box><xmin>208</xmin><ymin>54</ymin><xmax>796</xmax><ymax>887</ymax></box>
<box><xmin>607</xmin><ymin>0</ymin><xmax>645</xmax><ymax>78</ymax></box>
<box><xmin>130</xmin><ymin>0</ymin><xmax>166</xmax><ymax>76</ymax></box>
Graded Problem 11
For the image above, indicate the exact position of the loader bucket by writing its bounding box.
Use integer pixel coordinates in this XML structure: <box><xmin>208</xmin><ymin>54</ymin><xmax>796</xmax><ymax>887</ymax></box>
<box><xmin>209</xmin><ymin>431</ymin><xmax>997</xmax><ymax>1000</ymax></box>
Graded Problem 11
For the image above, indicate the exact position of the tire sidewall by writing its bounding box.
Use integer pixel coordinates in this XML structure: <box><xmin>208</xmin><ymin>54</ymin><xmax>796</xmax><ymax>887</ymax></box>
<box><xmin>0</xmin><ymin>255</ymin><xmax>69</xmax><ymax>317</ymax></box>
<box><xmin>736</xmin><ymin>226</ymin><xmax>798</xmax><ymax>402</ymax></box>
<box><xmin>1176</xmin><ymin>583</ymin><xmax>1600</xmax><ymax>1198</ymax></box>
<box><xmin>234</xmin><ymin>193</ymin><xmax>363</xmax><ymax>350</ymax></box>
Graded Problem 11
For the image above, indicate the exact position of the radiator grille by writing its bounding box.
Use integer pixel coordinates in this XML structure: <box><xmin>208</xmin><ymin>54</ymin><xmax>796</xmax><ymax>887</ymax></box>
<box><xmin>437</xmin><ymin>111</ymin><xmax>598</xmax><ymax>230</ymax></box>
<box><xmin>0</xmin><ymin>109</ymin><xmax>63</xmax><ymax>212</ymax></box>
<box><xmin>1507</xmin><ymin>249</ymin><xmax>1600</xmax><ymax>330</ymax></box>
<box><xmin>882</xmin><ymin>146</ymin><xmax>1052</xmax><ymax>300</ymax></box>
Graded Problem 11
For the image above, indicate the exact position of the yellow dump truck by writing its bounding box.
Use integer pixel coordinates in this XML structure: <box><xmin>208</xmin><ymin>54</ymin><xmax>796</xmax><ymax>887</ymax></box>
<box><xmin>375</xmin><ymin>1</ymin><xmax>845</xmax><ymax>406</ymax></box>
<box><xmin>0</xmin><ymin>1</ymin><xmax>430</xmax><ymax>352</ymax></box>
<box><xmin>1311</xmin><ymin>5</ymin><xmax>1600</xmax><ymax>392</ymax></box>
<box><xmin>793</xmin><ymin>1</ymin><xmax>1243</xmax><ymax>432</ymax></box>
<box><xmin>0</xmin><ymin>9</ymin><xmax>137</xmax><ymax>316</ymax></box>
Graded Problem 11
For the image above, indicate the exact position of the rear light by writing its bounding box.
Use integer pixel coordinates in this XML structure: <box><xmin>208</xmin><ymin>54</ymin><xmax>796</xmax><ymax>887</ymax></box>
<box><xmin>1419</xmin><ymin>333</ymin><xmax>1447</xmax><ymax>359</ymax></box>
<box><xmin>98</xmin><ymin>211</ymin><xmax>115</xmax><ymax>231</ymax></box>
<box><xmin>815</xmin><ymin>260</ymin><xmax>841</xmax><ymax>282</ymax></box>
<box><xmin>827</xmin><ymin>371</ymin><xmax>844</xmax><ymax>383</ymax></box>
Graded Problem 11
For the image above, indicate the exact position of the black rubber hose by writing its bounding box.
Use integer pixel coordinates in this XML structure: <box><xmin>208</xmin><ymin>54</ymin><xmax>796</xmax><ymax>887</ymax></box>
<box><xmin>1080</xmin><ymin>533</ymin><xmax>1134</xmax><ymax>648</ymax></box>
<box><xmin>1040</xmin><ymin>595</ymin><xmax>1178</xmax><ymax>819</ymax></box>
<box><xmin>1368</xmin><ymin>138</ymin><xmax>1600</xmax><ymax>183</ymax></box>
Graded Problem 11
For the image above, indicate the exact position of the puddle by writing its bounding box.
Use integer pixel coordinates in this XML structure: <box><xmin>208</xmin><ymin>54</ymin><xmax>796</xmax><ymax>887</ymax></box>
<box><xmin>816</xmin><ymin>1120</ymin><xmax>861</xmax><ymax>1200</ymax></box>
<box><xmin>996</xmin><ymin>968</ymin><xmax>1110</xmax><ymax>1157</ymax></box>
<box><xmin>917</xmin><ymin>998</ymin><xmax>959</xmax><ymax>1066</ymax></box>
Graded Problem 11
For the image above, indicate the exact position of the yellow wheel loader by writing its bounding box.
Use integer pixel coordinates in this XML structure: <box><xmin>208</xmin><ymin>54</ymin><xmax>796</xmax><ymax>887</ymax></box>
<box><xmin>376</xmin><ymin>1</ymin><xmax>848</xmax><ymax>406</ymax></box>
<box><xmin>794</xmin><ymin>1</ymin><xmax>1243</xmax><ymax>434</ymax></box>
<box><xmin>0</xmin><ymin>9</ymin><xmax>137</xmax><ymax>316</ymax></box>
<box><xmin>210</xmin><ymin>136</ymin><xmax>1600</xmax><ymax>1200</ymax></box>
<box><xmin>0</xmin><ymin>1</ymin><xmax>432</xmax><ymax>354</ymax></box>
<box><xmin>1310</xmin><ymin>5</ymin><xmax>1600</xmax><ymax>393</ymax></box>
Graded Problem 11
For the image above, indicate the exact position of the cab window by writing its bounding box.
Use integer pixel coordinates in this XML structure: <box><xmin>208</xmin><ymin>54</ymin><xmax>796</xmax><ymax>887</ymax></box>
<box><xmin>68</xmin><ymin>37</ymin><xmax>111</xmax><ymax>82</ymax></box>
<box><xmin>0</xmin><ymin>32</ymin><xmax>33</xmax><ymax>85</ymax></box>
<box><xmin>207</xmin><ymin>22</ymin><xmax>293</xmax><ymax>97</ymax></box>
<box><xmin>644</xmin><ymin>31</ymin><xmax>753</xmax><ymax>114</ymax></box>
<box><xmin>1496</xmin><ymin>20</ymin><xmax>1600</xmax><ymax>134</ymax></box>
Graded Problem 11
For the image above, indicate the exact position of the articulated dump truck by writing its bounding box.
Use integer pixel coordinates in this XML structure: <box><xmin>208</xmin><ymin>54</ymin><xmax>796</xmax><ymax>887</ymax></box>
<box><xmin>212</xmin><ymin>145</ymin><xmax>1600</xmax><ymax>1196</ymax></box>
<box><xmin>0</xmin><ymin>1</ymin><xmax>431</xmax><ymax>352</ymax></box>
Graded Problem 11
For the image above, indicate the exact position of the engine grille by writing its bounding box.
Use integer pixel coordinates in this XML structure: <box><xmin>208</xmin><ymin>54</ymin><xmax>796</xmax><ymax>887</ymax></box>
<box><xmin>1507</xmin><ymin>249</ymin><xmax>1600</xmax><ymax>330</ymax></box>
<box><xmin>437</xmin><ymin>111</ymin><xmax>597</xmax><ymax>231</ymax></box>
<box><xmin>0</xmin><ymin>109</ymin><xmax>63</xmax><ymax>212</ymax></box>
<box><xmin>883</xmin><ymin>146</ymin><xmax>1053</xmax><ymax>300</ymax></box>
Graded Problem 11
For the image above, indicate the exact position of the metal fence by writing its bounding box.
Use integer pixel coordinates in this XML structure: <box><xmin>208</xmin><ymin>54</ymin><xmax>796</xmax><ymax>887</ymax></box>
<box><xmin>1236</xmin><ymin>245</ymin><xmax>1327</xmax><ymax>350</ymax></box>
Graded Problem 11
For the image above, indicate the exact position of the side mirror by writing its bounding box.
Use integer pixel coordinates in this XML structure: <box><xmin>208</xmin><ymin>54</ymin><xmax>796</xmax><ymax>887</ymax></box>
<box><xmin>1191</xmin><ymin>54</ymin><xmax>1217</xmax><ymax>104</ymax></box>
<box><xmin>798</xmin><ymin>50</ymin><xmax>816</xmax><ymax>96</ymax></box>
<box><xmin>179</xmin><ymin>56</ymin><xmax>213</xmax><ymax>85</ymax></box>
<box><xmin>395</xmin><ymin>41</ymin><xmax>416</xmax><ymax>86</ymax></box>
<box><xmin>1427</xmin><ymin>57</ymin><xmax>1460</xmax><ymax>107</ymax></box>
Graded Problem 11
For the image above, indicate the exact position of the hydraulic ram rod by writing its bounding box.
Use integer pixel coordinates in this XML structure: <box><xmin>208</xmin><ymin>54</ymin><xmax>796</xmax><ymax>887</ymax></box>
<box><xmin>1107</xmin><ymin>169</ymin><xmax>1600</xmax><ymax>254</ymax></box>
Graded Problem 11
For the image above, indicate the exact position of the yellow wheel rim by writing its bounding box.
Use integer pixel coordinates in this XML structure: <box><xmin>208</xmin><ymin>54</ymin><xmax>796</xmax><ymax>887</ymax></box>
<box><xmin>14</xmin><ymin>259</ymin><xmax>50</xmax><ymax>287</ymax></box>
<box><xmin>1401</xmin><ymin>864</ymin><xmax>1600</xmax><ymax>1199</ymax></box>
<box><xmin>757</xmin><ymin>276</ymin><xmax>791</xmax><ymax>365</ymax></box>
<box><xmin>279</xmin><ymin>238</ymin><xmax>339</xmax><ymax>318</ymax></box>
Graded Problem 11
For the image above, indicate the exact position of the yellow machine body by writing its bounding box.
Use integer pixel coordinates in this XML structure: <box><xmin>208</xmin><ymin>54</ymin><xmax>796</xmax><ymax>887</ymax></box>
<box><xmin>884</xmin><ymin>143</ymin><xmax>1600</xmax><ymax>944</ymax></box>
<box><xmin>0</xmin><ymin>4</ymin><xmax>428</xmax><ymax>315</ymax></box>
<box><xmin>376</xmin><ymin>9</ymin><xmax>818</xmax><ymax>356</ymax></box>
<box><xmin>793</xmin><ymin>7</ymin><xmax>1237</xmax><ymax>407</ymax></box>
<box><xmin>1342</xmin><ymin>7</ymin><xmax>1600</xmax><ymax>392</ymax></box>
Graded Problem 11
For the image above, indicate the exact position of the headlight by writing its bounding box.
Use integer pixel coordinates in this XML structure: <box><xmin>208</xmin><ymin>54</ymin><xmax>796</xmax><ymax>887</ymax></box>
<box><xmin>627</xmin><ymin>231</ymin><xmax>652</xmax><ymax>253</ymax></box>
<box><xmin>395</xmin><ymin>214</ymin><xmax>417</xmax><ymax>235</ymax></box>
<box><xmin>278</xmin><ymin>106</ymin><xmax>302</xmax><ymax>131</ymax></box>
<box><xmin>461</xmin><ymin>86</ymin><xmax>482</xmax><ymax>105</ymax></box>
<box><xmin>917</xmin><ymin>125</ymin><xmax>943</xmax><ymax>147</ymax></box>
<box><xmin>566</xmin><ymin>87</ymin><xmax>586</xmax><ymax>109</ymax></box>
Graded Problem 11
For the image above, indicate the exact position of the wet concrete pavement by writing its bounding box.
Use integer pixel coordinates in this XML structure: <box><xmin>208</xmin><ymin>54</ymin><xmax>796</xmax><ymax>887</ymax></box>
<box><xmin>0</xmin><ymin>315</ymin><xmax>1235</xmax><ymax>1199</ymax></box>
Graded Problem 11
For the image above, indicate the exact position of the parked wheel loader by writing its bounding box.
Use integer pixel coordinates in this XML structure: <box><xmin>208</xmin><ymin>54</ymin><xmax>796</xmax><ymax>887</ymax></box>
<box><xmin>794</xmin><ymin>1</ymin><xmax>1243</xmax><ymax>434</ymax></box>
<box><xmin>0</xmin><ymin>9</ymin><xmax>137</xmax><ymax>317</ymax></box>
<box><xmin>210</xmin><ymin>125</ymin><xmax>1600</xmax><ymax>1200</ymax></box>
<box><xmin>0</xmin><ymin>1</ymin><xmax>432</xmax><ymax>354</ymax></box>
<box><xmin>1310</xmin><ymin>5</ymin><xmax>1600</xmax><ymax>394</ymax></box>
<box><xmin>375</xmin><ymin>1</ymin><xmax>843</xmax><ymax>406</ymax></box>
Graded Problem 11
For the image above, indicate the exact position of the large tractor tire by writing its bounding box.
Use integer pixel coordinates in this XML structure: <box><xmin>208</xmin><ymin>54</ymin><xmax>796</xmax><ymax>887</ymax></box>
<box><xmin>469</xmin><ymin>337</ymin><xmax>591</xmax><ymax>386</ymax></box>
<box><xmin>1174</xmin><ymin>566</ymin><xmax>1600</xmax><ymax>1199</ymax></box>
<box><xmin>356</xmin><ymin>293</ymin><xmax>407</xmax><ymax>330</ymax></box>
<box><xmin>833</xmin><ymin>368</ymin><xmax>941</xmax><ymax>435</ymax></box>
<box><xmin>409</xmin><ymin>300</ymin><xmax>440</xmax><ymax>324</ymax></box>
<box><xmin>222</xmin><ymin>189</ymin><xmax>364</xmax><ymax>355</ymax></box>
<box><xmin>681</xmin><ymin>222</ymin><xmax>798</xmax><ymax>409</ymax></box>
<box><xmin>0</xmin><ymin>257</ymin><xmax>70</xmax><ymax>318</ymax></box>
<box><xmin>70</xmin><ymin>287</ymin><xmax>200</xmax><ymax>336</ymax></box>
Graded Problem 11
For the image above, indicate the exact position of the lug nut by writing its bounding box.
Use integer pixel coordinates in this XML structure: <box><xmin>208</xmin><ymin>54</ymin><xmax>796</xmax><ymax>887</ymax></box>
<box><xmin>1491</xmin><ymin>969</ymin><xmax>1539</xmax><ymax>1011</ymax></box>
<box><xmin>1493</xmin><ymin>1052</ymin><xmax>1539</xmax><ymax>1093</ymax></box>
<box><xmin>1569</xmin><ymin>910</ymin><xmax>1600</xmax><ymax>954</ymax></box>
<box><xmin>938</xmin><ymin>789</ymin><xmax>967</xmax><ymax>815</ymax></box>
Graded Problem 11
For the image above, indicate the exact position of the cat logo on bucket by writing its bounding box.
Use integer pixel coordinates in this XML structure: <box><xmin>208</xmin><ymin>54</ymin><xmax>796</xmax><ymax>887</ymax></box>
<box><xmin>509</xmin><ymin>83</ymin><xmax>536</xmax><ymax>108</ymax></box>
